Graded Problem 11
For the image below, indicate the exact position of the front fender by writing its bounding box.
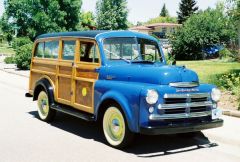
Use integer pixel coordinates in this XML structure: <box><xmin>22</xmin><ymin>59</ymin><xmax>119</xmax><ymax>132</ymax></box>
<box><xmin>96</xmin><ymin>90</ymin><xmax>139</xmax><ymax>133</ymax></box>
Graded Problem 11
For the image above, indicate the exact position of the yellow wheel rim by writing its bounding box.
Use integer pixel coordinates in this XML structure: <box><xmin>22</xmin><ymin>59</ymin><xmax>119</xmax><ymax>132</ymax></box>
<box><xmin>37</xmin><ymin>91</ymin><xmax>49</xmax><ymax>120</ymax></box>
<box><xmin>103</xmin><ymin>107</ymin><xmax>125</xmax><ymax>146</ymax></box>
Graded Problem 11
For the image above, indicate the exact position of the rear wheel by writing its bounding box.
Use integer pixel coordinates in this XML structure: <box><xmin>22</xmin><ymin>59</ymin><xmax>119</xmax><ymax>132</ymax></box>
<box><xmin>103</xmin><ymin>105</ymin><xmax>134</xmax><ymax>148</ymax></box>
<box><xmin>37</xmin><ymin>90</ymin><xmax>56</xmax><ymax>122</ymax></box>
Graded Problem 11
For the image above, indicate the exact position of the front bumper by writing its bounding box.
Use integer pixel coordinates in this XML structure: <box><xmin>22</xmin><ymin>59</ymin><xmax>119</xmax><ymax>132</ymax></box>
<box><xmin>140</xmin><ymin>119</ymin><xmax>223</xmax><ymax>135</ymax></box>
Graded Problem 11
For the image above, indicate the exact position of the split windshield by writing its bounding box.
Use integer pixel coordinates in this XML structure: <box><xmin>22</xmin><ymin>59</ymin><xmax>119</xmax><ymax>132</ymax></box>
<box><xmin>103</xmin><ymin>37</ymin><xmax>162</xmax><ymax>63</ymax></box>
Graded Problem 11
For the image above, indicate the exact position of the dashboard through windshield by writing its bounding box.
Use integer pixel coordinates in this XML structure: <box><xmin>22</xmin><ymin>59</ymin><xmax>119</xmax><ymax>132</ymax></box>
<box><xmin>103</xmin><ymin>37</ymin><xmax>162</xmax><ymax>62</ymax></box>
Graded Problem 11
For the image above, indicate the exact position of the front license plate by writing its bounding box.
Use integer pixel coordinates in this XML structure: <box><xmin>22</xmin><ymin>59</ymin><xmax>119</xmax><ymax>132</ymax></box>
<box><xmin>212</xmin><ymin>108</ymin><xmax>222</xmax><ymax>120</ymax></box>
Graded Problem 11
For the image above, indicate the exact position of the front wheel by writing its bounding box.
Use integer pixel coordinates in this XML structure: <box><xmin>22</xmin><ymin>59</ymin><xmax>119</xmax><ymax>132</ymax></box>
<box><xmin>103</xmin><ymin>106</ymin><xmax>134</xmax><ymax>148</ymax></box>
<box><xmin>37</xmin><ymin>90</ymin><xmax>56</xmax><ymax>122</ymax></box>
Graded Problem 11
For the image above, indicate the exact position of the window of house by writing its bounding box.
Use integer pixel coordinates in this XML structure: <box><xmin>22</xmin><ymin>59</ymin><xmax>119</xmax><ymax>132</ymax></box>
<box><xmin>62</xmin><ymin>40</ymin><xmax>76</xmax><ymax>60</ymax></box>
<box><xmin>162</xmin><ymin>27</ymin><xmax>167</xmax><ymax>33</ymax></box>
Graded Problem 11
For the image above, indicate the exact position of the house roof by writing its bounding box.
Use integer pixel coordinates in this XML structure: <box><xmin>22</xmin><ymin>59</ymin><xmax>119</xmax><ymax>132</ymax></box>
<box><xmin>145</xmin><ymin>23</ymin><xmax>182</xmax><ymax>28</ymax></box>
<box><xmin>129</xmin><ymin>26</ymin><xmax>152</xmax><ymax>31</ymax></box>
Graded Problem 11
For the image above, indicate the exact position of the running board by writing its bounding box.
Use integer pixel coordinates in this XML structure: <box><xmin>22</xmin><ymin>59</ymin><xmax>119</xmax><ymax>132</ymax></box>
<box><xmin>51</xmin><ymin>104</ymin><xmax>95</xmax><ymax>121</ymax></box>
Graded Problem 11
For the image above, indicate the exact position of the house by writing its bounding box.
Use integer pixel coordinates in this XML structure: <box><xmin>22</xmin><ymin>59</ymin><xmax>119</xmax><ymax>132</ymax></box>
<box><xmin>130</xmin><ymin>23</ymin><xmax>181</xmax><ymax>38</ymax></box>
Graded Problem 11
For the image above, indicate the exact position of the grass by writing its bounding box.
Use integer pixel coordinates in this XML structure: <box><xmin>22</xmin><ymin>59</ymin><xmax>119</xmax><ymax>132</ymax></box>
<box><xmin>0</xmin><ymin>42</ymin><xmax>15</xmax><ymax>55</ymax></box>
<box><xmin>177</xmin><ymin>60</ymin><xmax>240</xmax><ymax>84</ymax></box>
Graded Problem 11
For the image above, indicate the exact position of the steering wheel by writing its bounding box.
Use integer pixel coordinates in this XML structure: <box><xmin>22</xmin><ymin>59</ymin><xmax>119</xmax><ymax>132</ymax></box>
<box><xmin>133</xmin><ymin>54</ymin><xmax>154</xmax><ymax>61</ymax></box>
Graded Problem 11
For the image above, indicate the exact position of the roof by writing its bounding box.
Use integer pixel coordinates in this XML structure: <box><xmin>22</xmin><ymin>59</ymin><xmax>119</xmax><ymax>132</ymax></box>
<box><xmin>146</xmin><ymin>23</ymin><xmax>182</xmax><ymax>28</ymax></box>
<box><xmin>35</xmin><ymin>30</ymin><xmax>158</xmax><ymax>42</ymax></box>
<box><xmin>36</xmin><ymin>30</ymin><xmax>108</xmax><ymax>40</ymax></box>
<box><xmin>129</xmin><ymin>26</ymin><xmax>152</xmax><ymax>31</ymax></box>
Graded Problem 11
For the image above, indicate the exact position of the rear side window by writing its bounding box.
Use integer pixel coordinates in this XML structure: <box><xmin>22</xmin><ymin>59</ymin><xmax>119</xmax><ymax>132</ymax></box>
<box><xmin>35</xmin><ymin>42</ymin><xmax>44</xmax><ymax>58</ymax></box>
<box><xmin>62</xmin><ymin>40</ymin><xmax>76</xmax><ymax>60</ymax></box>
<box><xmin>35</xmin><ymin>41</ymin><xmax>59</xmax><ymax>59</ymax></box>
<box><xmin>45</xmin><ymin>41</ymin><xmax>59</xmax><ymax>59</ymax></box>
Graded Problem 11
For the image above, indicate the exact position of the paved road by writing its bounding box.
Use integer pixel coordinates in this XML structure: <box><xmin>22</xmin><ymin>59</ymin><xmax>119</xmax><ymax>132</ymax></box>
<box><xmin>0</xmin><ymin>70</ymin><xmax>239</xmax><ymax>162</ymax></box>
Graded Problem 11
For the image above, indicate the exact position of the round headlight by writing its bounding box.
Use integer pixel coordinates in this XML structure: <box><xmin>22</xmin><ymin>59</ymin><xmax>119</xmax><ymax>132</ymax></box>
<box><xmin>146</xmin><ymin>89</ymin><xmax>159</xmax><ymax>104</ymax></box>
<box><xmin>211</xmin><ymin>88</ymin><xmax>221</xmax><ymax>102</ymax></box>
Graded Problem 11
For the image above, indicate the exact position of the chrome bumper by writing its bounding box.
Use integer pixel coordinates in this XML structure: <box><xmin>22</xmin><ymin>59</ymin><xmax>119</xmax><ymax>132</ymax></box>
<box><xmin>149</xmin><ymin>111</ymin><xmax>212</xmax><ymax>120</ymax></box>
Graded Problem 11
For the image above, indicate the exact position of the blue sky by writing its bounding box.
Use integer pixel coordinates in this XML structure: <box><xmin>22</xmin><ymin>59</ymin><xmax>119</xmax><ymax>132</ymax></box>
<box><xmin>0</xmin><ymin>0</ymin><xmax>219</xmax><ymax>24</ymax></box>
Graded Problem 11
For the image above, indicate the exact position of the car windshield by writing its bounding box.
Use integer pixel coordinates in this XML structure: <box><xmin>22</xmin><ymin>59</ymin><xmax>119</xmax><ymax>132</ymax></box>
<box><xmin>103</xmin><ymin>37</ymin><xmax>163</xmax><ymax>63</ymax></box>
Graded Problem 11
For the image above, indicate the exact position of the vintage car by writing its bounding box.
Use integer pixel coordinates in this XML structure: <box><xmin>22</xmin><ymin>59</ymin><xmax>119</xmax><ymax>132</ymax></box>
<box><xmin>26</xmin><ymin>31</ymin><xmax>223</xmax><ymax>148</ymax></box>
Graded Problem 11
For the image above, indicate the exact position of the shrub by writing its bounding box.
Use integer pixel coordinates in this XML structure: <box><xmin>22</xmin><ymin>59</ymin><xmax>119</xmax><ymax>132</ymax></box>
<box><xmin>212</xmin><ymin>69</ymin><xmax>240</xmax><ymax>110</ymax></box>
<box><xmin>12</xmin><ymin>37</ymin><xmax>32</xmax><ymax>50</ymax></box>
<box><xmin>219</xmin><ymin>48</ymin><xmax>232</xmax><ymax>59</ymax></box>
<box><xmin>4</xmin><ymin>56</ymin><xmax>15</xmax><ymax>64</ymax></box>
<box><xmin>14</xmin><ymin>43</ymin><xmax>33</xmax><ymax>70</ymax></box>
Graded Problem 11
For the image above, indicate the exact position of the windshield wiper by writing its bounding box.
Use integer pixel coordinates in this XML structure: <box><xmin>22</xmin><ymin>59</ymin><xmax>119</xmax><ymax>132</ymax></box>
<box><xmin>104</xmin><ymin>49</ymin><xmax>130</xmax><ymax>63</ymax></box>
<box><xmin>131</xmin><ymin>60</ymin><xmax>154</xmax><ymax>64</ymax></box>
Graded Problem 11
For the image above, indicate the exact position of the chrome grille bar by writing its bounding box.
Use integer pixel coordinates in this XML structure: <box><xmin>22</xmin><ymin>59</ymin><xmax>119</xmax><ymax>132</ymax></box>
<box><xmin>164</xmin><ymin>93</ymin><xmax>210</xmax><ymax>99</ymax></box>
<box><xmin>158</xmin><ymin>101</ymin><xmax>212</xmax><ymax>110</ymax></box>
<box><xmin>149</xmin><ymin>111</ymin><xmax>212</xmax><ymax>120</ymax></box>
<box><xmin>169</xmin><ymin>82</ymin><xmax>199</xmax><ymax>88</ymax></box>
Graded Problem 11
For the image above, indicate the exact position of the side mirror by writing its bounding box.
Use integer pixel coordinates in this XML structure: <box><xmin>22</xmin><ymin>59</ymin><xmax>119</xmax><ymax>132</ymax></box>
<box><xmin>171</xmin><ymin>60</ymin><xmax>176</xmax><ymax>65</ymax></box>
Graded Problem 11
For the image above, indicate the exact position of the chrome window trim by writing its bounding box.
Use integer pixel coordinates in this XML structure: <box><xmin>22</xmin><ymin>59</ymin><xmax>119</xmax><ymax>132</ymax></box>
<box><xmin>149</xmin><ymin>111</ymin><xmax>212</xmax><ymax>120</ymax></box>
<box><xmin>164</xmin><ymin>93</ymin><xmax>210</xmax><ymax>99</ymax></box>
<box><xmin>158</xmin><ymin>101</ymin><xmax>213</xmax><ymax>110</ymax></box>
<box><xmin>169</xmin><ymin>82</ymin><xmax>199</xmax><ymax>88</ymax></box>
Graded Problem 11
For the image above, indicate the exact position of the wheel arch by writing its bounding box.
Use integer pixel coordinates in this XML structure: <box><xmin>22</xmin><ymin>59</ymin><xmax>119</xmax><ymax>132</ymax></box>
<box><xmin>33</xmin><ymin>78</ymin><xmax>55</xmax><ymax>105</ymax></box>
<box><xmin>96</xmin><ymin>91</ymin><xmax>138</xmax><ymax>133</ymax></box>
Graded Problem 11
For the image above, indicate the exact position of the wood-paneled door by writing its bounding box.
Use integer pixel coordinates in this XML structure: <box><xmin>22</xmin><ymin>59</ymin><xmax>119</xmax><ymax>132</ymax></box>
<box><xmin>72</xmin><ymin>39</ymin><xmax>101</xmax><ymax>114</ymax></box>
<box><xmin>57</xmin><ymin>39</ymin><xmax>77</xmax><ymax>106</ymax></box>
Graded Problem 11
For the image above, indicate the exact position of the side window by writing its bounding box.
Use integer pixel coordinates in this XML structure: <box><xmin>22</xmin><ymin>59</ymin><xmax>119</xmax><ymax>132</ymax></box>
<box><xmin>35</xmin><ymin>42</ymin><xmax>44</xmax><ymax>58</ymax></box>
<box><xmin>80</xmin><ymin>41</ymin><xmax>99</xmax><ymax>63</ymax></box>
<box><xmin>62</xmin><ymin>40</ymin><xmax>76</xmax><ymax>60</ymax></box>
<box><xmin>45</xmin><ymin>41</ymin><xmax>59</xmax><ymax>59</ymax></box>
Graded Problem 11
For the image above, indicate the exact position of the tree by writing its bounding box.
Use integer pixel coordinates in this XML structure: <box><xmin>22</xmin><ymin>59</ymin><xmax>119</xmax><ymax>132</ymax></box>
<box><xmin>160</xmin><ymin>3</ymin><xmax>169</xmax><ymax>17</ymax></box>
<box><xmin>147</xmin><ymin>16</ymin><xmax>177</xmax><ymax>24</ymax></box>
<box><xmin>171</xmin><ymin>7</ymin><xmax>234</xmax><ymax>60</ymax></box>
<box><xmin>96</xmin><ymin>0</ymin><xmax>128</xmax><ymax>30</ymax></box>
<box><xmin>78</xmin><ymin>11</ymin><xmax>96</xmax><ymax>30</ymax></box>
<box><xmin>227</xmin><ymin>0</ymin><xmax>240</xmax><ymax>58</ymax></box>
<box><xmin>177</xmin><ymin>0</ymin><xmax>198</xmax><ymax>24</ymax></box>
<box><xmin>3</xmin><ymin>0</ymin><xmax>82</xmax><ymax>39</ymax></box>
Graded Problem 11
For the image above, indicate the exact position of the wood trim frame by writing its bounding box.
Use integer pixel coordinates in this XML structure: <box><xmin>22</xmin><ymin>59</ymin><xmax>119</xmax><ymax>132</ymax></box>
<box><xmin>29</xmin><ymin>36</ymin><xmax>102</xmax><ymax>114</ymax></box>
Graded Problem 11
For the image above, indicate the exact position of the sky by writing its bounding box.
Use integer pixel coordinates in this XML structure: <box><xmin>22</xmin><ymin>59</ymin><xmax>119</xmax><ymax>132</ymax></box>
<box><xmin>0</xmin><ymin>0</ymin><xmax>220</xmax><ymax>24</ymax></box>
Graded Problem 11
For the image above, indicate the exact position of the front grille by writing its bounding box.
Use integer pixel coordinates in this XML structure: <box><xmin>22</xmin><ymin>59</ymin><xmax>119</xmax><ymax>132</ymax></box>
<box><xmin>157</xmin><ymin>93</ymin><xmax>212</xmax><ymax>119</ymax></box>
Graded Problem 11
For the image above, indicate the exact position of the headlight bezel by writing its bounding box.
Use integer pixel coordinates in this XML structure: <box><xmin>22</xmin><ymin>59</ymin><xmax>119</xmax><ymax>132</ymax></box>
<box><xmin>146</xmin><ymin>89</ymin><xmax>159</xmax><ymax>105</ymax></box>
<box><xmin>211</xmin><ymin>88</ymin><xmax>221</xmax><ymax>102</ymax></box>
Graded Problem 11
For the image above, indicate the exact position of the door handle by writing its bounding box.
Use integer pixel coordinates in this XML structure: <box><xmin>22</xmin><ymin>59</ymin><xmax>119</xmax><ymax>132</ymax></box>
<box><xmin>95</xmin><ymin>67</ymin><xmax>100</xmax><ymax>73</ymax></box>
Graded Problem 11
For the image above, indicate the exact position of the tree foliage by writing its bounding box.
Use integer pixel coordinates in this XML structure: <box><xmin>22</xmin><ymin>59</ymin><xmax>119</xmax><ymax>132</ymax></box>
<box><xmin>177</xmin><ymin>0</ymin><xmax>198</xmax><ymax>24</ymax></box>
<box><xmin>78</xmin><ymin>11</ymin><xmax>96</xmax><ymax>30</ymax></box>
<box><xmin>160</xmin><ymin>3</ymin><xmax>169</xmax><ymax>17</ymax></box>
<box><xmin>147</xmin><ymin>16</ymin><xmax>177</xmax><ymax>24</ymax></box>
<box><xmin>171</xmin><ymin>7</ymin><xmax>234</xmax><ymax>60</ymax></box>
<box><xmin>96</xmin><ymin>0</ymin><xmax>128</xmax><ymax>30</ymax></box>
<box><xmin>3</xmin><ymin>0</ymin><xmax>82</xmax><ymax>39</ymax></box>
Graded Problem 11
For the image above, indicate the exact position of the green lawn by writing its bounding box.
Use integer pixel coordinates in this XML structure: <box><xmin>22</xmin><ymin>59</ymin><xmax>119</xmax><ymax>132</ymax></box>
<box><xmin>178</xmin><ymin>60</ymin><xmax>240</xmax><ymax>83</ymax></box>
<box><xmin>0</xmin><ymin>42</ymin><xmax>15</xmax><ymax>55</ymax></box>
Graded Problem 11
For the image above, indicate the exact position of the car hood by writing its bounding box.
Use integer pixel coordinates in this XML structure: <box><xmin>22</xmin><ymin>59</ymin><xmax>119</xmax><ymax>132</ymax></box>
<box><xmin>100</xmin><ymin>63</ymin><xmax>199</xmax><ymax>85</ymax></box>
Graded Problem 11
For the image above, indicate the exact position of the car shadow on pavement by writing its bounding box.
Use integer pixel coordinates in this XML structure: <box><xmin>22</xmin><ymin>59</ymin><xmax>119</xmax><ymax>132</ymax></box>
<box><xmin>28</xmin><ymin>111</ymin><xmax>218</xmax><ymax>158</ymax></box>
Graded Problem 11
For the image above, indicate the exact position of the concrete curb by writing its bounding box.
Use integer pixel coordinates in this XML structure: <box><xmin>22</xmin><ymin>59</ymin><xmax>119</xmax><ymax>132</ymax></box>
<box><xmin>0</xmin><ymin>68</ymin><xmax>29</xmax><ymax>78</ymax></box>
<box><xmin>222</xmin><ymin>109</ymin><xmax>240</xmax><ymax>118</ymax></box>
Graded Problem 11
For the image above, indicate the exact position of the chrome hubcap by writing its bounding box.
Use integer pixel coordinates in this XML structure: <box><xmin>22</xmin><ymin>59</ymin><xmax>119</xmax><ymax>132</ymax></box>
<box><xmin>103</xmin><ymin>107</ymin><xmax>125</xmax><ymax>146</ymax></box>
<box><xmin>37</xmin><ymin>91</ymin><xmax>49</xmax><ymax>119</ymax></box>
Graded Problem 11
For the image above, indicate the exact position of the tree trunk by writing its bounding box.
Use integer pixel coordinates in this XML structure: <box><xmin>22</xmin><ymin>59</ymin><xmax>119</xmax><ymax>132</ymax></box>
<box><xmin>238</xmin><ymin>26</ymin><xmax>240</xmax><ymax>61</ymax></box>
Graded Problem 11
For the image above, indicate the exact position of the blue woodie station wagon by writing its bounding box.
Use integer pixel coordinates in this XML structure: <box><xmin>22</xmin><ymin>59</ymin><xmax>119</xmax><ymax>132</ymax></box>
<box><xmin>26</xmin><ymin>30</ymin><xmax>223</xmax><ymax>148</ymax></box>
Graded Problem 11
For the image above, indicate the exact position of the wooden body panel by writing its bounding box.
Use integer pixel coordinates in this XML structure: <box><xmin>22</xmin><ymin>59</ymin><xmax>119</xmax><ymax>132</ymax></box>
<box><xmin>29</xmin><ymin>37</ymin><xmax>101</xmax><ymax>114</ymax></box>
